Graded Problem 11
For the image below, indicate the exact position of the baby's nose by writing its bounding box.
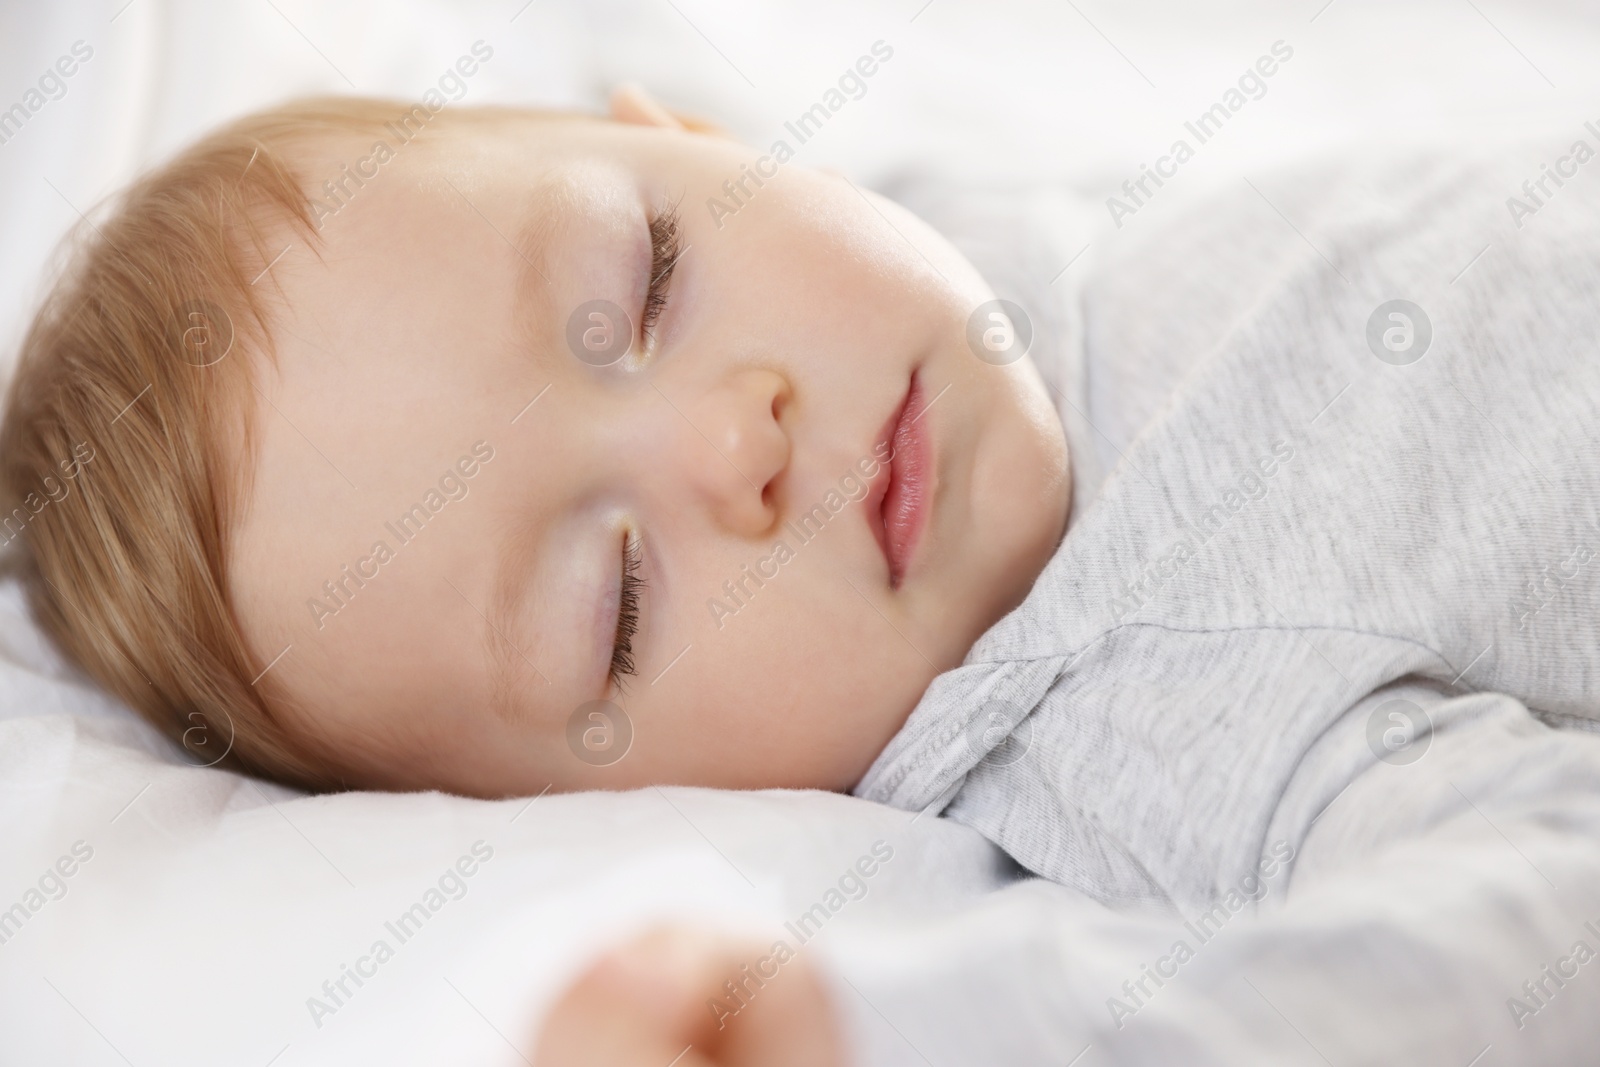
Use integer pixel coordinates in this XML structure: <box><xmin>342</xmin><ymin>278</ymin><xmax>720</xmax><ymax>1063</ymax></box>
<box><xmin>674</xmin><ymin>368</ymin><xmax>790</xmax><ymax>537</ymax></box>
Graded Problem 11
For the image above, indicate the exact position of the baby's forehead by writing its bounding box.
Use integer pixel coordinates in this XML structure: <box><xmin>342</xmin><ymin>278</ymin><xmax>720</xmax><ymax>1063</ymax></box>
<box><xmin>292</xmin><ymin>109</ymin><xmax>601</xmax><ymax>198</ymax></box>
<box><xmin>287</xmin><ymin>119</ymin><xmax>623</xmax><ymax>278</ymax></box>
<box><xmin>228</xmin><ymin>109</ymin><xmax>685</xmax><ymax>559</ymax></box>
<box><xmin>227</xmin><ymin>122</ymin><xmax>585</xmax><ymax>632</ymax></box>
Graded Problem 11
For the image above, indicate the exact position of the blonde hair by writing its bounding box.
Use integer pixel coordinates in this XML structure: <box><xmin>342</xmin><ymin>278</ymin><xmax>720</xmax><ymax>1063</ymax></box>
<box><xmin>0</xmin><ymin>96</ymin><xmax>495</xmax><ymax>790</ymax></box>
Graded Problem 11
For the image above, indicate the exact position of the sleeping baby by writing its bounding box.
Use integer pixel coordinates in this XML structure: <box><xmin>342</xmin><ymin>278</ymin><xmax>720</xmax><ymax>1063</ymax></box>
<box><xmin>1</xmin><ymin>84</ymin><xmax>1070</xmax><ymax>802</ymax></box>
<box><xmin>5</xmin><ymin>82</ymin><xmax>1600</xmax><ymax>934</ymax></box>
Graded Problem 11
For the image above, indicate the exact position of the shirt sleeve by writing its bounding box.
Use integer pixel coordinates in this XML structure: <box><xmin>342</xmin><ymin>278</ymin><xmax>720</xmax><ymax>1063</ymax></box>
<box><xmin>829</xmin><ymin>688</ymin><xmax>1600</xmax><ymax>1066</ymax></box>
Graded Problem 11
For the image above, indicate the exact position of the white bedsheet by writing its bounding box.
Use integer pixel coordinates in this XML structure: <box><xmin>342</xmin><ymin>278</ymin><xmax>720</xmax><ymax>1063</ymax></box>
<box><xmin>7</xmin><ymin>2</ymin><xmax>1600</xmax><ymax>1064</ymax></box>
<box><xmin>0</xmin><ymin>571</ymin><xmax>1017</xmax><ymax>1064</ymax></box>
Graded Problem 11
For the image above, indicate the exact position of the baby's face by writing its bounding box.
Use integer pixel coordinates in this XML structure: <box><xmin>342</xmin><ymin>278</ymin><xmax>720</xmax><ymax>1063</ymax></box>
<box><xmin>229</xmin><ymin>96</ymin><xmax>1069</xmax><ymax>796</ymax></box>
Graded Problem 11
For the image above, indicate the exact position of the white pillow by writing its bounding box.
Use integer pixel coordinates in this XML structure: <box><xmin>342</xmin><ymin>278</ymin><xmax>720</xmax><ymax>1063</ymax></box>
<box><xmin>0</xmin><ymin>572</ymin><xmax>1015</xmax><ymax>1065</ymax></box>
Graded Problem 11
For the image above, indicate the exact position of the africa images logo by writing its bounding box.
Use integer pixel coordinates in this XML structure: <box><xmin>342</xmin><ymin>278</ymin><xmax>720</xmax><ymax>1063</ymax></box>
<box><xmin>1365</xmin><ymin>697</ymin><xmax>1432</xmax><ymax>766</ymax></box>
<box><xmin>1365</xmin><ymin>299</ymin><xmax>1432</xmax><ymax>366</ymax></box>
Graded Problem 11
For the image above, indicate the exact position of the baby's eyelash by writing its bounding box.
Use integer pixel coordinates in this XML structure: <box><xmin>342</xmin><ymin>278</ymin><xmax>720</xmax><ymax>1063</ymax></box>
<box><xmin>608</xmin><ymin>533</ymin><xmax>644</xmax><ymax>689</ymax></box>
<box><xmin>641</xmin><ymin>202</ymin><xmax>684</xmax><ymax>343</ymax></box>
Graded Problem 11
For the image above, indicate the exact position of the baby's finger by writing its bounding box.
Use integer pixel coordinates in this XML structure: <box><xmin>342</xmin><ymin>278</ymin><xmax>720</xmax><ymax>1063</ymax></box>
<box><xmin>534</xmin><ymin>924</ymin><xmax>844</xmax><ymax>1067</ymax></box>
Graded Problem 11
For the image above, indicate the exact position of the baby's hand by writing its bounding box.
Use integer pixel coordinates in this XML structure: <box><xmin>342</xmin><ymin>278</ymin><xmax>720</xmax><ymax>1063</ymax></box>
<box><xmin>534</xmin><ymin>924</ymin><xmax>845</xmax><ymax>1067</ymax></box>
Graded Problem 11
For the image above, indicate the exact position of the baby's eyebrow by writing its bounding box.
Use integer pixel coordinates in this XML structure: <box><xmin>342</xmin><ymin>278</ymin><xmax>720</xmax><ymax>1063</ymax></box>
<box><xmin>505</xmin><ymin>180</ymin><xmax>576</xmax><ymax>380</ymax></box>
<box><xmin>485</xmin><ymin>518</ymin><xmax>545</xmax><ymax>724</ymax></box>
<box><xmin>510</xmin><ymin>192</ymin><xmax>560</xmax><ymax>291</ymax></box>
<box><xmin>506</xmin><ymin>169</ymin><xmax>588</xmax><ymax>301</ymax></box>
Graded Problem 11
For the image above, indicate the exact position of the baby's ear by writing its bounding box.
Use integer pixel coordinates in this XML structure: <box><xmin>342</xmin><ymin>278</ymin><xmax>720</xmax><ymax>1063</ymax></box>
<box><xmin>607</xmin><ymin>82</ymin><xmax>730</xmax><ymax>137</ymax></box>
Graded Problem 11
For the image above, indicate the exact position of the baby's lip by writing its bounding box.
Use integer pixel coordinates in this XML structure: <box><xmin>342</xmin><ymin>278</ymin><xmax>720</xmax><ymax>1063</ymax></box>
<box><xmin>864</xmin><ymin>370</ymin><xmax>932</xmax><ymax>587</ymax></box>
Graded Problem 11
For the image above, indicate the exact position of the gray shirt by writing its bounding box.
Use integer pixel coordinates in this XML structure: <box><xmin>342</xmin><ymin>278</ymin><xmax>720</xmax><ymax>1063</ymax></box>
<box><xmin>858</xmin><ymin>153</ymin><xmax>1600</xmax><ymax>911</ymax></box>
